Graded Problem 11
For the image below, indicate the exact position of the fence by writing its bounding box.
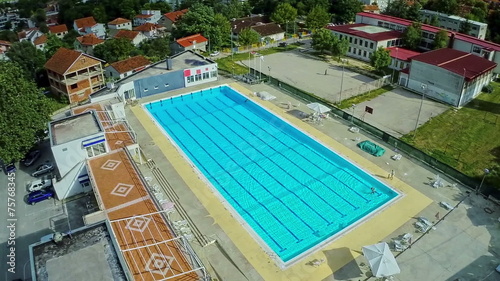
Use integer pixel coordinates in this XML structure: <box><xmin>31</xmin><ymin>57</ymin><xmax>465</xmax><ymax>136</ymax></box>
<box><xmin>224</xmin><ymin>68</ymin><xmax>499</xmax><ymax>199</ymax></box>
<box><xmin>334</xmin><ymin>75</ymin><xmax>392</xmax><ymax>102</ymax></box>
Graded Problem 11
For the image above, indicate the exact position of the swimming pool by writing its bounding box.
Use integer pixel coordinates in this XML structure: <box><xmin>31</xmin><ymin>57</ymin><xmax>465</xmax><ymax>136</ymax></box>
<box><xmin>145</xmin><ymin>85</ymin><xmax>399</xmax><ymax>265</ymax></box>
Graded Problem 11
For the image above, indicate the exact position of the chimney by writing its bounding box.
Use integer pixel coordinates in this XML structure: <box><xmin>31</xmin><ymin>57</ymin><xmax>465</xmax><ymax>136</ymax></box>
<box><xmin>166</xmin><ymin>58</ymin><xmax>173</xmax><ymax>70</ymax></box>
<box><xmin>448</xmin><ymin>32</ymin><xmax>455</xmax><ymax>49</ymax></box>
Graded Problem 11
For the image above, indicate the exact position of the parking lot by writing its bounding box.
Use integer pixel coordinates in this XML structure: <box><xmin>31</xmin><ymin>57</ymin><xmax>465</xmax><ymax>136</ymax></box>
<box><xmin>0</xmin><ymin>140</ymin><xmax>90</xmax><ymax>281</ymax></box>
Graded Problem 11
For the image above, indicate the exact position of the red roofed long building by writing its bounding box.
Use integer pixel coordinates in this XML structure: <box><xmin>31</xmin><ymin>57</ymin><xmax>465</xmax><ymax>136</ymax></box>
<box><xmin>105</xmin><ymin>56</ymin><xmax>151</xmax><ymax>80</ymax></box>
<box><xmin>171</xmin><ymin>34</ymin><xmax>207</xmax><ymax>54</ymax></box>
<box><xmin>400</xmin><ymin>48</ymin><xmax>496</xmax><ymax>107</ymax></box>
<box><xmin>158</xmin><ymin>9</ymin><xmax>188</xmax><ymax>32</ymax></box>
<box><xmin>45</xmin><ymin>48</ymin><xmax>105</xmax><ymax>104</ymax></box>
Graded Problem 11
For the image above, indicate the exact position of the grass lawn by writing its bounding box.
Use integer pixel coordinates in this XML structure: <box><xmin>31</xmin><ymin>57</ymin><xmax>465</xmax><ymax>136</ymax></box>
<box><xmin>338</xmin><ymin>85</ymin><xmax>394</xmax><ymax>109</ymax></box>
<box><xmin>401</xmin><ymin>82</ymin><xmax>500</xmax><ymax>187</ymax></box>
<box><xmin>216</xmin><ymin>44</ymin><xmax>300</xmax><ymax>75</ymax></box>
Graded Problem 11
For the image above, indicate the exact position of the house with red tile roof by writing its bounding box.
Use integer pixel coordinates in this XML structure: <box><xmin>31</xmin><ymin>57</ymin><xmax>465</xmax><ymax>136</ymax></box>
<box><xmin>171</xmin><ymin>33</ymin><xmax>208</xmax><ymax>54</ymax></box>
<box><xmin>133</xmin><ymin>22</ymin><xmax>164</xmax><ymax>38</ymax></box>
<box><xmin>133</xmin><ymin>10</ymin><xmax>161</xmax><ymax>26</ymax></box>
<box><xmin>400</xmin><ymin>48</ymin><xmax>496</xmax><ymax>107</ymax></box>
<box><xmin>105</xmin><ymin>55</ymin><xmax>151</xmax><ymax>80</ymax></box>
<box><xmin>0</xmin><ymin>40</ymin><xmax>10</xmax><ymax>61</ymax></box>
<box><xmin>108</xmin><ymin>18</ymin><xmax>132</xmax><ymax>30</ymax></box>
<box><xmin>44</xmin><ymin>47</ymin><xmax>105</xmax><ymax>104</ymax></box>
<box><xmin>73</xmin><ymin>16</ymin><xmax>106</xmax><ymax>39</ymax></box>
<box><xmin>74</xmin><ymin>34</ymin><xmax>105</xmax><ymax>56</ymax></box>
<box><xmin>17</xmin><ymin>28</ymin><xmax>44</xmax><ymax>44</ymax></box>
<box><xmin>48</xmin><ymin>24</ymin><xmax>68</xmax><ymax>39</ymax></box>
<box><xmin>34</xmin><ymin>34</ymin><xmax>47</xmax><ymax>50</ymax></box>
<box><xmin>113</xmin><ymin>30</ymin><xmax>146</xmax><ymax>46</ymax></box>
<box><xmin>158</xmin><ymin>9</ymin><xmax>188</xmax><ymax>32</ymax></box>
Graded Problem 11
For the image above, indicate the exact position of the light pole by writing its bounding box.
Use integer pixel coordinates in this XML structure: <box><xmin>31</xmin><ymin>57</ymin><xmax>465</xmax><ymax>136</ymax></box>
<box><xmin>339</xmin><ymin>58</ymin><xmax>347</xmax><ymax>104</ymax></box>
<box><xmin>476</xmin><ymin>168</ymin><xmax>490</xmax><ymax>194</ymax></box>
<box><xmin>414</xmin><ymin>83</ymin><xmax>427</xmax><ymax>139</ymax></box>
<box><xmin>268</xmin><ymin>66</ymin><xmax>271</xmax><ymax>83</ymax></box>
<box><xmin>391</xmin><ymin>47</ymin><xmax>398</xmax><ymax>84</ymax></box>
<box><xmin>350</xmin><ymin>104</ymin><xmax>356</xmax><ymax>124</ymax></box>
<box><xmin>231</xmin><ymin>25</ymin><xmax>236</xmax><ymax>61</ymax></box>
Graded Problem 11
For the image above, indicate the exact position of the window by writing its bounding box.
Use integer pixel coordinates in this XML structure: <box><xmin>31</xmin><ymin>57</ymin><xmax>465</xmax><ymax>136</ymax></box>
<box><xmin>358</xmin><ymin>49</ymin><xmax>361</xmax><ymax>55</ymax></box>
<box><xmin>164</xmin><ymin>83</ymin><xmax>169</xmax><ymax>87</ymax></box>
<box><xmin>365</xmin><ymin>41</ymin><xmax>368</xmax><ymax>47</ymax></box>
<box><xmin>354</xmin><ymin>38</ymin><xmax>357</xmax><ymax>45</ymax></box>
<box><xmin>211</xmin><ymin>71</ymin><xmax>217</xmax><ymax>77</ymax></box>
<box><xmin>124</xmin><ymin>89</ymin><xmax>135</xmax><ymax>99</ymax></box>
<box><xmin>472</xmin><ymin>46</ymin><xmax>481</xmax><ymax>53</ymax></box>
<box><xmin>86</xmin><ymin>143</ymin><xmax>106</xmax><ymax>158</ymax></box>
<box><xmin>195</xmin><ymin>73</ymin><xmax>202</xmax><ymax>81</ymax></box>
<box><xmin>144</xmin><ymin>88</ymin><xmax>148</xmax><ymax>92</ymax></box>
<box><xmin>370</xmin><ymin>42</ymin><xmax>374</xmax><ymax>49</ymax></box>
<box><xmin>363</xmin><ymin>50</ymin><xmax>367</xmax><ymax>57</ymax></box>
<box><xmin>154</xmin><ymin>85</ymin><xmax>158</xmax><ymax>89</ymax></box>
<box><xmin>203</xmin><ymin>72</ymin><xmax>209</xmax><ymax>79</ymax></box>
<box><xmin>348</xmin><ymin>47</ymin><xmax>351</xmax><ymax>52</ymax></box>
<box><xmin>349</xmin><ymin>37</ymin><xmax>352</xmax><ymax>43</ymax></box>
<box><xmin>359</xmin><ymin>39</ymin><xmax>363</xmax><ymax>46</ymax></box>
<box><xmin>70</xmin><ymin>84</ymin><xmax>78</xmax><ymax>89</ymax></box>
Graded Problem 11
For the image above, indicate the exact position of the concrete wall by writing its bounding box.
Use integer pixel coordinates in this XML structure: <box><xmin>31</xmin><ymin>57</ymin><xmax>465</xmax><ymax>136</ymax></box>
<box><xmin>133</xmin><ymin>70</ymin><xmax>185</xmax><ymax>98</ymax></box>
<box><xmin>407</xmin><ymin>60</ymin><xmax>463</xmax><ymax>106</ymax></box>
<box><xmin>52</xmin><ymin>162</ymin><xmax>91</xmax><ymax>199</ymax></box>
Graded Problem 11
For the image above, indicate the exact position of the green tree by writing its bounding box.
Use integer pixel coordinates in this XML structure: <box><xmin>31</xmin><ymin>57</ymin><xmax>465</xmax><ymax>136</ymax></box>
<box><xmin>330</xmin><ymin>0</ymin><xmax>363</xmax><ymax>23</ymax></box>
<box><xmin>402</xmin><ymin>22</ymin><xmax>422</xmax><ymax>50</ymax></box>
<box><xmin>0</xmin><ymin>30</ymin><xmax>18</xmax><ymax>42</ymax></box>
<box><xmin>271</xmin><ymin>3</ymin><xmax>297</xmax><ymax>25</ymax></box>
<box><xmin>238</xmin><ymin>28</ymin><xmax>260</xmax><ymax>46</ymax></box>
<box><xmin>370</xmin><ymin>47</ymin><xmax>392</xmax><ymax>73</ymax></box>
<box><xmin>139</xmin><ymin>37</ymin><xmax>171</xmax><ymax>62</ymax></box>
<box><xmin>487</xmin><ymin>9</ymin><xmax>500</xmax><ymax>43</ymax></box>
<box><xmin>45</xmin><ymin>34</ymin><xmax>69</xmax><ymax>59</ymax></box>
<box><xmin>311</xmin><ymin>28</ymin><xmax>335</xmax><ymax>53</ymax></box>
<box><xmin>306</xmin><ymin>5</ymin><xmax>330</xmax><ymax>30</ymax></box>
<box><xmin>33</xmin><ymin>8</ymin><xmax>47</xmax><ymax>26</ymax></box>
<box><xmin>92</xmin><ymin>5</ymin><xmax>108</xmax><ymax>23</ymax></box>
<box><xmin>0</xmin><ymin>61</ymin><xmax>53</xmax><ymax>162</ymax></box>
<box><xmin>220</xmin><ymin>0</ymin><xmax>251</xmax><ymax>20</ymax></box>
<box><xmin>6</xmin><ymin>41</ymin><xmax>46</xmax><ymax>82</ymax></box>
<box><xmin>429</xmin><ymin>15</ymin><xmax>440</xmax><ymax>27</ymax></box>
<box><xmin>206</xmin><ymin>13</ymin><xmax>231</xmax><ymax>50</ymax></box>
<box><xmin>93</xmin><ymin>38</ymin><xmax>138</xmax><ymax>63</ymax></box>
<box><xmin>331</xmin><ymin>36</ymin><xmax>349</xmax><ymax>59</ymax></box>
<box><xmin>4</xmin><ymin>20</ymin><xmax>12</xmax><ymax>30</ymax></box>
<box><xmin>433</xmin><ymin>29</ymin><xmax>449</xmax><ymax>49</ymax></box>
<box><xmin>429</xmin><ymin>0</ymin><xmax>458</xmax><ymax>15</ymax></box>
<box><xmin>459</xmin><ymin>18</ymin><xmax>472</xmax><ymax>35</ymax></box>
<box><xmin>63</xmin><ymin>29</ymin><xmax>79</xmax><ymax>47</ymax></box>
<box><xmin>383</xmin><ymin>0</ymin><xmax>421</xmax><ymax>21</ymax></box>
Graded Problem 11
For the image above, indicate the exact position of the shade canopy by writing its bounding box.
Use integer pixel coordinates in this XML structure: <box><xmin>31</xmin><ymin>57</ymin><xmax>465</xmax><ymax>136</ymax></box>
<box><xmin>362</xmin><ymin>242</ymin><xmax>400</xmax><ymax>277</ymax></box>
<box><xmin>307</xmin><ymin>102</ymin><xmax>331</xmax><ymax>114</ymax></box>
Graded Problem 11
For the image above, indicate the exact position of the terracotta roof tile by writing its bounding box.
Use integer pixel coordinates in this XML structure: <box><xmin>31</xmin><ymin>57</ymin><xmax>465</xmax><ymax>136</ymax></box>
<box><xmin>251</xmin><ymin>23</ymin><xmax>284</xmax><ymax>37</ymax></box>
<box><xmin>44</xmin><ymin>47</ymin><xmax>103</xmax><ymax>75</ymax></box>
<box><xmin>109</xmin><ymin>55</ymin><xmax>150</xmax><ymax>74</ymax></box>
<box><xmin>164</xmin><ymin>9</ymin><xmax>188</xmax><ymax>23</ymax></box>
<box><xmin>0</xmin><ymin>40</ymin><xmax>11</xmax><ymax>46</ymax></box>
<box><xmin>114</xmin><ymin>30</ymin><xmax>140</xmax><ymax>40</ymax></box>
<box><xmin>134</xmin><ymin>14</ymin><xmax>153</xmax><ymax>19</ymax></box>
<box><xmin>232</xmin><ymin>15</ymin><xmax>269</xmax><ymax>33</ymax></box>
<box><xmin>74</xmin><ymin>16</ymin><xmax>97</xmax><ymax>29</ymax></box>
<box><xmin>76</xmin><ymin>34</ymin><xmax>105</xmax><ymax>46</ymax></box>
<box><xmin>34</xmin><ymin>34</ymin><xmax>47</xmax><ymax>45</ymax></box>
<box><xmin>387</xmin><ymin>47</ymin><xmax>420</xmax><ymax>61</ymax></box>
<box><xmin>133</xmin><ymin>22</ymin><xmax>161</xmax><ymax>32</ymax></box>
<box><xmin>176</xmin><ymin>33</ymin><xmax>207</xmax><ymax>47</ymax></box>
<box><xmin>49</xmin><ymin>24</ymin><xmax>68</xmax><ymax>34</ymax></box>
<box><xmin>108</xmin><ymin>17</ymin><xmax>131</xmax><ymax>25</ymax></box>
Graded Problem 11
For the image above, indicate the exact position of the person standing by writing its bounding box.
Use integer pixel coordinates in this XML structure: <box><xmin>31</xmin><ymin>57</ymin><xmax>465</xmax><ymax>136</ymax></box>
<box><xmin>388</xmin><ymin>169</ymin><xmax>395</xmax><ymax>180</ymax></box>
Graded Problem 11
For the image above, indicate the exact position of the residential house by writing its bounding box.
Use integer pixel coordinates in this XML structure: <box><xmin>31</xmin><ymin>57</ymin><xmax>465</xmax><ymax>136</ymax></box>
<box><xmin>327</xmin><ymin>23</ymin><xmax>402</xmax><ymax>62</ymax></box>
<box><xmin>133</xmin><ymin>23</ymin><xmax>163</xmax><ymax>39</ymax></box>
<box><xmin>158</xmin><ymin>9</ymin><xmax>188</xmax><ymax>32</ymax></box>
<box><xmin>251</xmin><ymin>23</ymin><xmax>285</xmax><ymax>43</ymax></box>
<box><xmin>107</xmin><ymin>18</ymin><xmax>132</xmax><ymax>37</ymax></box>
<box><xmin>73</xmin><ymin>16</ymin><xmax>106</xmax><ymax>39</ymax></box>
<box><xmin>105</xmin><ymin>55</ymin><xmax>151</xmax><ymax>80</ymax></box>
<box><xmin>420</xmin><ymin>9</ymin><xmax>487</xmax><ymax>39</ymax></box>
<box><xmin>363</xmin><ymin>5</ymin><xmax>380</xmax><ymax>14</ymax></box>
<box><xmin>399</xmin><ymin>48</ymin><xmax>496</xmax><ymax>107</ymax></box>
<box><xmin>0</xmin><ymin>40</ymin><xmax>11</xmax><ymax>60</ymax></box>
<box><xmin>48</xmin><ymin>24</ymin><xmax>68</xmax><ymax>39</ymax></box>
<box><xmin>34</xmin><ymin>34</ymin><xmax>47</xmax><ymax>50</ymax></box>
<box><xmin>17</xmin><ymin>28</ymin><xmax>44</xmax><ymax>44</ymax></box>
<box><xmin>44</xmin><ymin>47</ymin><xmax>105</xmax><ymax>104</ymax></box>
<box><xmin>114</xmin><ymin>30</ymin><xmax>146</xmax><ymax>46</ymax></box>
<box><xmin>74</xmin><ymin>34</ymin><xmax>105</xmax><ymax>56</ymax></box>
<box><xmin>0</xmin><ymin>9</ymin><xmax>19</xmax><ymax>30</ymax></box>
<box><xmin>133</xmin><ymin>10</ymin><xmax>161</xmax><ymax>26</ymax></box>
<box><xmin>171</xmin><ymin>34</ymin><xmax>208</xmax><ymax>54</ymax></box>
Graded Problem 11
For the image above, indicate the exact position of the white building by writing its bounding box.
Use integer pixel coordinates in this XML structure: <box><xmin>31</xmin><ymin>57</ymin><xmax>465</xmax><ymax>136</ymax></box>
<box><xmin>387</xmin><ymin>47</ymin><xmax>420</xmax><ymax>70</ymax></box>
<box><xmin>420</xmin><ymin>9</ymin><xmax>487</xmax><ymax>39</ymax></box>
<box><xmin>105</xmin><ymin>56</ymin><xmax>151</xmax><ymax>80</ymax></box>
<box><xmin>133</xmin><ymin>10</ymin><xmax>161</xmax><ymax>26</ymax></box>
<box><xmin>107</xmin><ymin>17</ymin><xmax>132</xmax><ymax>30</ymax></box>
<box><xmin>113</xmin><ymin>30</ymin><xmax>147</xmax><ymax>46</ymax></box>
<box><xmin>327</xmin><ymin>23</ymin><xmax>402</xmax><ymax>62</ymax></box>
<box><xmin>171</xmin><ymin>33</ymin><xmax>208</xmax><ymax>54</ymax></box>
<box><xmin>73</xmin><ymin>16</ymin><xmax>106</xmax><ymax>39</ymax></box>
<box><xmin>399</xmin><ymin>48</ymin><xmax>496</xmax><ymax>107</ymax></box>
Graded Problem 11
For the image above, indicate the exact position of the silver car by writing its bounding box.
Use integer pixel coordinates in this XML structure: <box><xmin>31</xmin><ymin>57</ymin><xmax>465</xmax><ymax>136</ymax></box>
<box><xmin>31</xmin><ymin>162</ymin><xmax>54</xmax><ymax>177</ymax></box>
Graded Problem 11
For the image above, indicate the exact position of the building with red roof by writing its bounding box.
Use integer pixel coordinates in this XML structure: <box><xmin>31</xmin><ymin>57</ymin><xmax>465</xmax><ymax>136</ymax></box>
<box><xmin>48</xmin><ymin>24</ymin><xmax>68</xmax><ymax>39</ymax></box>
<box><xmin>327</xmin><ymin>23</ymin><xmax>402</xmax><ymax>62</ymax></box>
<box><xmin>105</xmin><ymin>55</ymin><xmax>151</xmax><ymax>80</ymax></box>
<box><xmin>400</xmin><ymin>48</ymin><xmax>496</xmax><ymax>107</ymax></box>
<box><xmin>387</xmin><ymin>47</ymin><xmax>420</xmax><ymax>70</ymax></box>
<box><xmin>74</xmin><ymin>34</ymin><xmax>105</xmax><ymax>56</ymax></box>
<box><xmin>133</xmin><ymin>10</ymin><xmax>161</xmax><ymax>26</ymax></box>
<box><xmin>171</xmin><ymin>34</ymin><xmax>208</xmax><ymax>54</ymax></box>
<box><xmin>113</xmin><ymin>30</ymin><xmax>146</xmax><ymax>46</ymax></box>
<box><xmin>133</xmin><ymin>22</ymin><xmax>164</xmax><ymax>38</ymax></box>
<box><xmin>158</xmin><ymin>9</ymin><xmax>188</xmax><ymax>32</ymax></box>
<box><xmin>73</xmin><ymin>16</ymin><xmax>106</xmax><ymax>39</ymax></box>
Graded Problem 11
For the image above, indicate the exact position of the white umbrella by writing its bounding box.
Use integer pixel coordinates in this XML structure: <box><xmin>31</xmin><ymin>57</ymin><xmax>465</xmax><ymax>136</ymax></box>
<box><xmin>362</xmin><ymin>242</ymin><xmax>400</xmax><ymax>277</ymax></box>
<box><xmin>307</xmin><ymin>102</ymin><xmax>331</xmax><ymax>114</ymax></box>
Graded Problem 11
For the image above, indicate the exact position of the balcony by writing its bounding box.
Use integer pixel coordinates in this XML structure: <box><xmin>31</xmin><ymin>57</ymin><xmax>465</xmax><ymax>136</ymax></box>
<box><xmin>64</xmin><ymin>69</ymin><xmax>102</xmax><ymax>84</ymax></box>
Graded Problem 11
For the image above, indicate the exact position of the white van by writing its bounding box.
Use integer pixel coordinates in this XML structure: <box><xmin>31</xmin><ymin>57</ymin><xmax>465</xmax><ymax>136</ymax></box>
<box><xmin>28</xmin><ymin>176</ymin><xmax>52</xmax><ymax>192</ymax></box>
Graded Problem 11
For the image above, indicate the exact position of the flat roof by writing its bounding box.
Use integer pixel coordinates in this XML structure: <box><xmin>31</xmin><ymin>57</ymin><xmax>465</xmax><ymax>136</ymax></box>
<box><xmin>31</xmin><ymin>222</ymin><xmax>127</xmax><ymax>281</ymax></box>
<box><xmin>50</xmin><ymin>111</ymin><xmax>102</xmax><ymax>145</ymax></box>
<box><xmin>170</xmin><ymin>50</ymin><xmax>214</xmax><ymax>70</ymax></box>
<box><xmin>87</xmin><ymin>149</ymin><xmax>203</xmax><ymax>281</ymax></box>
<box><xmin>411</xmin><ymin>48</ymin><xmax>497</xmax><ymax>81</ymax></box>
<box><xmin>327</xmin><ymin>23</ymin><xmax>402</xmax><ymax>41</ymax></box>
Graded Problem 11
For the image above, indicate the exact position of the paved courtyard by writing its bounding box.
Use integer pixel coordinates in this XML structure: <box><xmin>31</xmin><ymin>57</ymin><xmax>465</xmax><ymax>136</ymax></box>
<box><xmin>126</xmin><ymin>78</ymin><xmax>500</xmax><ymax>281</ymax></box>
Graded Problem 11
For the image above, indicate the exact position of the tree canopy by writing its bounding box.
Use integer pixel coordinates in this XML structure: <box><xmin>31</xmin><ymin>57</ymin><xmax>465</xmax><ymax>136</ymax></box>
<box><xmin>402</xmin><ymin>22</ymin><xmax>422</xmax><ymax>51</ymax></box>
<box><xmin>370</xmin><ymin>47</ymin><xmax>392</xmax><ymax>73</ymax></box>
<box><xmin>238</xmin><ymin>28</ymin><xmax>260</xmax><ymax>46</ymax></box>
<box><xmin>433</xmin><ymin>29</ymin><xmax>449</xmax><ymax>49</ymax></box>
<box><xmin>383</xmin><ymin>0</ymin><xmax>421</xmax><ymax>21</ymax></box>
<box><xmin>270</xmin><ymin>3</ymin><xmax>297</xmax><ymax>25</ymax></box>
<box><xmin>139</xmin><ymin>36</ymin><xmax>171</xmax><ymax>62</ymax></box>
<box><xmin>311</xmin><ymin>27</ymin><xmax>348</xmax><ymax>57</ymax></box>
<box><xmin>330</xmin><ymin>0</ymin><xmax>363</xmax><ymax>24</ymax></box>
<box><xmin>45</xmin><ymin>33</ymin><xmax>70</xmax><ymax>59</ymax></box>
<box><xmin>6</xmin><ymin>41</ymin><xmax>46</xmax><ymax>83</ymax></box>
<box><xmin>93</xmin><ymin>38</ymin><xmax>139</xmax><ymax>63</ymax></box>
<box><xmin>306</xmin><ymin>5</ymin><xmax>330</xmax><ymax>30</ymax></box>
<box><xmin>0</xmin><ymin>61</ymin><xmax>53</xmax><ymax>162</ymax></box>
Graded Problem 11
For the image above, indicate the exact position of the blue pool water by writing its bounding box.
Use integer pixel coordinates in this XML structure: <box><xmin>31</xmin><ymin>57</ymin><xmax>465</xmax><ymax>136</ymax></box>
<box><xmin>146</xmin><ymin>85</ymin><xmax>399</xmax><ymax>263</ymax></box>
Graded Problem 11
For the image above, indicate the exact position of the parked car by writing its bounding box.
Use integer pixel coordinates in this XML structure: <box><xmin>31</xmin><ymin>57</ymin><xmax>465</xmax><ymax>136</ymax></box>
<box><xmin>4</xmin><ymin>162</ymin><xmax>16</xmax><ymax>174</ymax></box>
<box><xmin>278</xmin><ymin>42</ymin><xmax>288</xmax><ymax>47</ymax></box>
<box><xmin>27</xmin><ymin>176</ymin><xmax>52</xmax><ymax>192</ymax></box>
<box><xmin>27</xmin><ymin>189</ymin><xmax>54</xmax><ymax>205</ymax></box>
<box><xmin>21</xmin><ymin>150</ymin><xmax>41</xmax><ymax>166</ymax></box>
<box><xmin>31</xmin><ymin>162</ymin><xmax>54</xmax><ymax>177</ymax></box>
<box><xmin>210</xmin><ymin>51</ymin><xmax>220</xmax><ymax>57</ymax></box>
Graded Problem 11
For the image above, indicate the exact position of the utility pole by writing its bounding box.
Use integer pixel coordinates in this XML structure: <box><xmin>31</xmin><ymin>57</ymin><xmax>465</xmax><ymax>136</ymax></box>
<box><xmin>414</xmin><ymin>84</ymin><xmax>427</xmax><ymax>139</ymax></box>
